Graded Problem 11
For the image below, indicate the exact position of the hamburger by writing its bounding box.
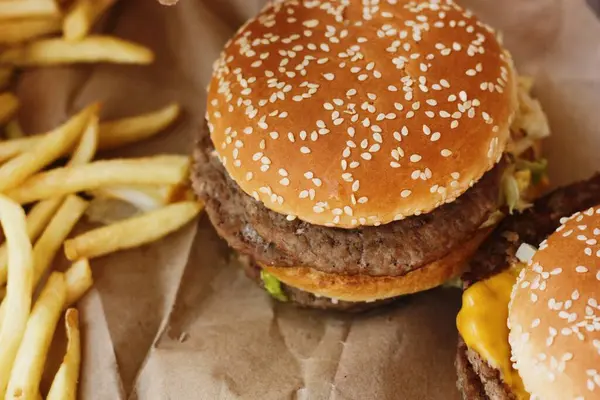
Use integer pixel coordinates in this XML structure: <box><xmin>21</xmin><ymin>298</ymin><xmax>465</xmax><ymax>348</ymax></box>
<box><xmin>456</xmin><ymin>174</ymin><xmax>600</xmax><ymax>399</ymax></box>
<box><xmin>192</xmin><ymin>0</ymin><xmax>549</xmax><ymax>310</ymax></box>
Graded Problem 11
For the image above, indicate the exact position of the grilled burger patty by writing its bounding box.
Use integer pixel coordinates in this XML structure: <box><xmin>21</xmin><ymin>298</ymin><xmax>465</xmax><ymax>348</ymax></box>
<box><xmin>455</xmin><ymin>173</ymin><xmax>600</xmax><ymax>400</ymax></box>
<box><xmin>193</xmin><ymin>124</ymin><xmax>506</xmax><ymax>277</ymax></box>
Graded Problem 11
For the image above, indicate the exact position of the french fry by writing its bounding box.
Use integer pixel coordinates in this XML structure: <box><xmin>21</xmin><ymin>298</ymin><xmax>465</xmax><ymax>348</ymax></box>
<box><xmin>0</xmin><ymin>17</ymin><xmax>62</xmax><ymax>44</ymax></box>
<box><xmin>31</xmin><ymin>195</ymin><xmax>88</xmax><ymax>290</ymax></box>
<box><xmin>4</xmin><ymin>119</ymin><xmax>24</xmax><ymax>139</ymax></box>
<box><xmin>0</xmin><ymin>196</ymin><xmax>33</xmax><ymax>397</ymax></box>
<box><xmin>0</xmin><ymin>119</ymin><xmax>97</xmax><ymax>287</ymax></box>
<box><xmin>0</xmin><ymin>103</ymin><xmax>97</xmax><ymax>192</ymax></box>
<box><xmin>64</xmin><ymin>201</ymin><xmax>203</xmax><ymax>260</ymax></box>
<box><xmin>0</xmin><ymin>197</ymin><xmax>63</xmax><ymax>287</ymax></box>
<box><xmin>7</xmin><ymin>156</ymin><xmax>191</xmax><ymax>204</ymax></box>
<box><xmin>99</xmin><ymin>103</ymin><xmax>181</xmax><ymax>150</ymax></box>
<box><xmin>0</xmin><ymin>35</ymin><xmax>155</xmax><ymax>66</ymax></box>
<box><xmin>1</xmin><ymin>239</ymin><xmax>92</xmax><ymax>306</ymax></box>
<box><xmin>6</xmin><ymin>272</ymin><xmax>67</xmax><ymax>400</ymax></box>
<box><xmin>0</xmin><ymin>92</ymin><xmax>18</xmax><ymax>125</ymax></box>
<box><xmin>91</xmin><ymin>184</ymin><xmax>186</xmax><ymax>211</ymax></box>
<box><xmin>0</xmin><ymin>135</ymin><xmax>38</xmax><ymax>164</ymax></box>
<box><xmin>0</xmin><ymin>67</ymin><xmax>14</xmax><ymax>90</ymax></box>
<box><xmin>65</xmin><ymin>259</ymin><xmax>93</xmax><ymax>307</ymax></box>
<box><xmin>47</xmin><ymin>309</ymin><xmax>81</xmax><ymax>400</ymax></box>
<box><xmin>64</xmin><ymin>0</ymin><xmax>116</xmax><ymax>41</ymax></box>
<box><xmin>0</xmin><ymin>123</ymin><xmax>98</xmax><ymax>290</ymax></box>
<box><xmin>68</xmin><ymin>114</ymin><xmax>98</xmax><ymax>166</ymax></box>
<box><xmin>0</xmin><ymin>0</ymin><xmax>60</xmax><ymax>20</ymax></box>
<box><xmin>65</xmin><ymin>259</ymin><xmax>93</xmax><ymax>306</ymax></box>
<box><xmin>0</xmin><ymin>103</ymin><xmax>180</xmax><ymax>162</ymax></box>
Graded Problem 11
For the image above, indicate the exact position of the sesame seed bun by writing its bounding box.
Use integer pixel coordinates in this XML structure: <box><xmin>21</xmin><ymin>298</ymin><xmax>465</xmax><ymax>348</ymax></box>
<box><xmin>206</xmin><ymin>0</ymin><xmax>518</xmax><ymax>228</ymax></box>
<box><xmin>508</xmin><ymin>206</ymin><xmax>600</xmax><ymax>400</ymax></box>
<box><xmin>262</xmin><ymin>227</ymin><xmax>491</xmax><ymax>302</ymax></box>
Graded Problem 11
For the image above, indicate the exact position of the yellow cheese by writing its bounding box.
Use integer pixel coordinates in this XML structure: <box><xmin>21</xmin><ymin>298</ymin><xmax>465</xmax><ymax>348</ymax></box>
<box><xmin>456</xmin><ymin>266</ymin><xmax>529</xmax><ymax>399</ymax></box>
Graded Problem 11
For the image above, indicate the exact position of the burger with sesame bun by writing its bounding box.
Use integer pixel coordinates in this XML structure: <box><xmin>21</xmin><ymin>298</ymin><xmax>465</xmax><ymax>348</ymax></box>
<box><xmin>192</xmin><ymin>0</ymin><xmax>550</xmax><ymax>311</ymax></box>
<box><xmin>456</xmin><ymin>174</ymin><xmax>600</xmax><ymax>399</ymax></box>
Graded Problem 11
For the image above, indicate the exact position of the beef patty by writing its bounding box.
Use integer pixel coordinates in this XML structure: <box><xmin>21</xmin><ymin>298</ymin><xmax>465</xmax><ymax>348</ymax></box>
<box><xmin>455</xmin><ymin>173</ymin><xmax>600</xmax><ymax>400</ymax></box>
<box><xmin>193</xmin><ymin>123</ymin><xmax>505</xmax><ymax>277</ymax></box>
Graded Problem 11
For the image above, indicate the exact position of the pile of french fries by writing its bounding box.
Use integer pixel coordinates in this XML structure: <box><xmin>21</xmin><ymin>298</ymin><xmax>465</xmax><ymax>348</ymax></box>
<box><xmin>0</xmin><ymin>1</ymin><xmax>203</xmax><ymax>399</ymax></box>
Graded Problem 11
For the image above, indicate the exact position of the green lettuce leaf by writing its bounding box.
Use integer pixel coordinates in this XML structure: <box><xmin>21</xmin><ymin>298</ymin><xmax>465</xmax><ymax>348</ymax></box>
<box><xmin>260</xmin><ymin>270</ymin><xmax>288</xmax><ymax>302</ymax></box>
<box><xmin>516</xmin><ymin>158</ymin><xmax>548</xmax><ymax>185</ymax></box>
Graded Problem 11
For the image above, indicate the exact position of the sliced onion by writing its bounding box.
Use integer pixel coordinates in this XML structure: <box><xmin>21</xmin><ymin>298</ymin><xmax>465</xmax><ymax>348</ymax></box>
<box><xmin>516</xmin><ymin>243</ymin><xmax>537</xmax><ymax>263</ymax></box>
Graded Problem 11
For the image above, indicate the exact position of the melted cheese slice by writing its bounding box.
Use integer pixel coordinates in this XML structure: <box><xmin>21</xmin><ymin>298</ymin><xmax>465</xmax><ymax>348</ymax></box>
<box><xmin>456</xmin><ymin>266</ymin><xmax>529</xmax><ymax>399</ymax></box>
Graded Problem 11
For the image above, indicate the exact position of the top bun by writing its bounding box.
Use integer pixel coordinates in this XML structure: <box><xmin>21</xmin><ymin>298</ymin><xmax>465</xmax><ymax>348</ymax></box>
<box><xmin>509</xmin><ymin>206</ymin><xmax>600</xmax><ymax>400</ymax></box>
<box><xmin>206</xmin><ymin>0</ymin><xmax>517</xmax><ymax>228</ymax></box>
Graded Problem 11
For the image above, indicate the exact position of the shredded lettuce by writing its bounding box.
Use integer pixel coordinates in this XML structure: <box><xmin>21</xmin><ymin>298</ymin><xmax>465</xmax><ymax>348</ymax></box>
<box><xmin>500</xmin><ymin>156</ymin><xmax>548</xmax><ymax>215</ymax></box>
<box><xmin>513</xmin><ymin>77</ymin><xmax>551</xmax><ymax>140</ymax></box>
<box><xmin>516</xmin><ymin>158</ymin><xmax>548</xmax><ymax>185</ymax></box>
<box><xmin>502</xmin><ymin>167</ymin><xmax>532</xmax><ymax>214</ymax></box>
<box><xmin>480</xmin><ymin>210</ymin><xmax>505</xmax><ymax>229</ymax></box>
<box><xmin>260</xmin><ymin>270</ymin><xmax>288</xmax><ymax>302</ymax></box>
<box><xmin>442</xmin><ymin>277</ymin><xmax>463</xmax><ymax>289</ymax></box>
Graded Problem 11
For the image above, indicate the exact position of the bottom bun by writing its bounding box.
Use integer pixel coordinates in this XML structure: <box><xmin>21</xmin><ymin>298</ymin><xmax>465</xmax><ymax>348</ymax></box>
<box><xmin>263</xmin><ymin>228</ymin><xmax>492</xmax><ymax>303</ymax></box>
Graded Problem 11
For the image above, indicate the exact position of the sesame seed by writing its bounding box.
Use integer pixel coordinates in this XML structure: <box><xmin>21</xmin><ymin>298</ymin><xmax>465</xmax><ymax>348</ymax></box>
<box><xmin>401</xmin><ymin>190</ymin><xmax>412</xmax><ymax>198</ymax></box>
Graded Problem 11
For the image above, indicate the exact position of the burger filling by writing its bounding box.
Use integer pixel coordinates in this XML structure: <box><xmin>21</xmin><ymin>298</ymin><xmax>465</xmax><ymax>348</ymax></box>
<box><xmin>479</xmin><ymin>76</ymin><xmax>549</xmax><ymax>228</ymax></box>
<box><xmin>510</xmin><ymin>76</ymin><xmax>551</xmax><ymax>156</ymax></box>
<box><xmin>260</xmin><ymin>270</ymin><xmax>288</xmax><ymax>302</ymax></box>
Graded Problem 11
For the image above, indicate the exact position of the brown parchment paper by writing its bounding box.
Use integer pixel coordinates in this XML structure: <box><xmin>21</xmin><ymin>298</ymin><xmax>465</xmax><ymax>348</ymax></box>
<box><xmin>15</xmin><ymin>0</ymin><xmax>600</xmax><ymax>399</ymax></box>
